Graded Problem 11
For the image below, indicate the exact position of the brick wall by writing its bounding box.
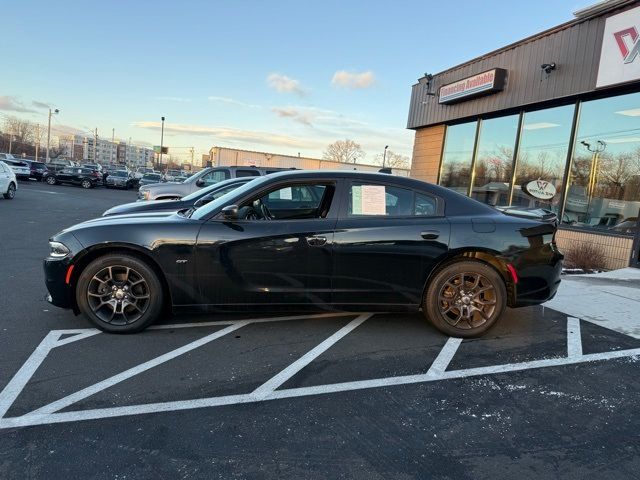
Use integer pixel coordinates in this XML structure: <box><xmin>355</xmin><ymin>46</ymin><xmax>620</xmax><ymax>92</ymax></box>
<box><xmin>410</xmin><ymin>125</ymin><xmax>445</xmax><ymax>184</ymax></box>
<box><xmin>556</xmin><ymin>228</ymin><xmax>633</xmax><ymax>270</ymax></box>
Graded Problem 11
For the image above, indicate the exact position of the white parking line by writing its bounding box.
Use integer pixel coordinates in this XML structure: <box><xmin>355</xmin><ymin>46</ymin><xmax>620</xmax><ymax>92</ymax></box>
<box><xmin>30</xmin><ymin>322</ymin><xmax>250</xmax><ymax>415</ymax></box>
<box><xmin>567</xmin><ymin>317</ymin><xmax>582</xmax><ymax>358</ymax></box>
<box><xmin>0</xmin><ymin>315</ymin><xmax>638</xmax><ymax>429</ymax></box>
<box><xmin>252</xmin><ymin>314</ymin><xmax>372</xmax><ymax>399</ymax></box>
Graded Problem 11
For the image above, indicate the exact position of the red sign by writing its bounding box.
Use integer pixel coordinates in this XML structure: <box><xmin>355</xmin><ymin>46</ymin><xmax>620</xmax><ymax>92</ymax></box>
<box><xmin>439</xmin><ymin>69</ymin><xmax>506</xmax><ymax>104</ymax></box>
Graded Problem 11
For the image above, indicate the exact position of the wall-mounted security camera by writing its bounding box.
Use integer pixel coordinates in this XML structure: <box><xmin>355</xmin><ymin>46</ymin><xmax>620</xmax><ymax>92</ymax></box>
<box><xmin>541</xmin><ymin>63</ymin><xmax>556</xmax><ymax>74</ymax></box>
<box><xmin>424</xmin><ymin>73</ymin><xmax>433</xmax><ymax>82</ymax></box>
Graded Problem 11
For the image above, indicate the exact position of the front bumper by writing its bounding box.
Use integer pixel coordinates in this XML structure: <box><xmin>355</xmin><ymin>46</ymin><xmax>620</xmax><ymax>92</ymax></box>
<box><xmin>43</xmin><ymin>256</ymin><xmax>74</xmax><ymax>309</ymax></box>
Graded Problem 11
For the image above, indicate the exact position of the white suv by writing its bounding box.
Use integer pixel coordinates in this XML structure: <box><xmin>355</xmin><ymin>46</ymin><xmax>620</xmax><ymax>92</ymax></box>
<box><xmin>0</xmin><ymin>161</ymin><xmax>17</xmax><ymax>199</ymax></box>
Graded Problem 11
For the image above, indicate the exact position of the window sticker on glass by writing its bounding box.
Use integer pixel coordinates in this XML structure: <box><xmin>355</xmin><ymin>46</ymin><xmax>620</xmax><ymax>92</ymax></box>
<box><xmin>353</xmin><ymin>185</ymin><xmax>387</xmax><ymax>215</ymax></box>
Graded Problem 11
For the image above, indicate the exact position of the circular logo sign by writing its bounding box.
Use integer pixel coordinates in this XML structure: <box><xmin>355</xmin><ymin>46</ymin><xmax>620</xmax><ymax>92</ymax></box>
<box><xmin>522</xmin><ymin>180</ymin><xmax>556</xmax><ymax>200</ymax></box>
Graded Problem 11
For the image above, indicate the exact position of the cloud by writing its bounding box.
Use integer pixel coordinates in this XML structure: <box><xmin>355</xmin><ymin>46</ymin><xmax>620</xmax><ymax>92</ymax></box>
<box><xmin>331</xmin><ymin>70</ymin><xmax>376</xmax><ymax>89</ymax></box>
<box><xmin>271</xmin><ymin>107</ymin><xmax>314</xmax><ymax>126</ymax></box>
<box><xmin>207</xmin><ymin>96</ymin><xmax>261</xmax><ymax>108</ymax></box>
<box><xmin>132</xmin><ymin>120</ymin><xmax>322</xmax><ymax>149</ymax></box>
<box><xmin>32</xmin><ymin>100</ymin><xmax>51</xmax><ymax>109</ymax></box>
<box><xmin>155</xmin><ymin>96</ymin><xmax>192</xmax><ymax>102</ymax></box>
<box><xmin>0</xmin><ymin>96</ymin><xmax>36</xmax><ymax>113</ymax></box>
<box><xmin>266</xmin><ymin>73</ymin><xmax>305</xmax><ymax>96</ymax></box>
<box><xmin>50</xmin><ymin>124</ymin><xmax>86</xmax><ymax>137</ymax></box>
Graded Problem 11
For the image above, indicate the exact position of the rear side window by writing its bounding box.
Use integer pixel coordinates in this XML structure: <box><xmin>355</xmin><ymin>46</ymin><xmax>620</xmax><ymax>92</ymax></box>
<box><xmin>348</xmin><ymin>183</ymin><xmax>438</xmax><ymax>217</ymax></box>
<box><xmin>236</xmin><ymin>169</ymin><xmax>260</xmax><ymax>178</ymax></box>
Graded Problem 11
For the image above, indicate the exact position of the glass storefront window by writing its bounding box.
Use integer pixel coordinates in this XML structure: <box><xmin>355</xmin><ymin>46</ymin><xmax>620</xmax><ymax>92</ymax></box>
<box><xmin>564</xmin><ymin>92</ymin><xmax>640</xmax><ymax>233</ymax></box>
<box><xmin>470</xmin><ymin>114</ymin><xmax>519</xmax><ymax>206</ymax></box>
<box><xmin>439</xmin><ymin>121</ymin><xmax>477</xmax><ymax>194</ymax></box>
<box><xmin>512</xmin><ymin>105</ymin><xmax>575</xmax><ymax>210</ymax></box>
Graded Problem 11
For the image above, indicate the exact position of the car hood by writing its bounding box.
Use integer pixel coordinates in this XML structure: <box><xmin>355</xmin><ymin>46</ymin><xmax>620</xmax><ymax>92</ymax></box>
<box><xmin>104</xmin><ymin>200</ymin><xmax>182</xmax><ymax>216</ymax></box>
<box><xmin>141</xmin><ymin>181</ymin><xmax>182</xmax><ymax>189</ymax></box>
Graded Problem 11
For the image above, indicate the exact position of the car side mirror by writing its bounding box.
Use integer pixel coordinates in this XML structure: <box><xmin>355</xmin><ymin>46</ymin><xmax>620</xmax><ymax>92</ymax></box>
<box><xmin>195</xmin><ymin>178</ymin><xmax>205</xmax><ymax>187</ymax></box>
<box><xmin>221</xmin><ymin>204</ymin><xmax>239</xmax><ymax>220</ymax></box>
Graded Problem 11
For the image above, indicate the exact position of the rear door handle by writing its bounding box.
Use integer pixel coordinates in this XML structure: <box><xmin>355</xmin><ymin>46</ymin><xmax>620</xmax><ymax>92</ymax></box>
<box><xmin>421</xmin><ymin>230</ymin><xmax>440</xmax><ymax>240</ymax></box>
<box><xmin>306</xmin><ymin>235</ymin><xmax>327</xmax><ymax>246</ymax></box>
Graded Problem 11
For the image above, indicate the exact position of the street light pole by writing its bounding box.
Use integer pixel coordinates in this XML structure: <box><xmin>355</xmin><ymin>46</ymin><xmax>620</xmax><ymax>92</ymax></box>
<box><xmin>45</xmin><ymin>108</ymin><xmax>59</xmax><ymax>163</ymax></box>
<box><xmin>581</xmin><ymin>140</ymin><xmax>606</xmax><ymax>222</ymax></box>
<box><xmin>382</xmin><ymin>145</ymin><xmax>389</xmax><ymax>168</ymax></box>
<box><xmin>159</xmin><ymin>116</ymin><xmax>165</xmax><ymax>170</ymax></box>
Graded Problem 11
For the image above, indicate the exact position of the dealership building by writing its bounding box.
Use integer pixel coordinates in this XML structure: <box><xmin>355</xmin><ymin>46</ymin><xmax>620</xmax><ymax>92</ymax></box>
<box><xmin>408</xmin><ymin>0</ymin><xmax>640</xmax><ymax>269</ymax></box>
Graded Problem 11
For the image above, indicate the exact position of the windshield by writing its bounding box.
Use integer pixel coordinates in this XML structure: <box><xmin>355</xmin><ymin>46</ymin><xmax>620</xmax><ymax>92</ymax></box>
<box><xmin>143</xmin><ymin>174</ymin><xmax>161</xmax><ymax>180</ymax></box>
<box><xmin>113</xmin><ymin>171</ymin><xmax>128</xmax><ymax>177</ymax></box>
<box><xmin>191</xmin><ymin>177</ymin><xmax>267</xmax><ymax>220</ymax></box>
<box><xmin>181</xmin><ymin>178</ymin><xmax>248</xmax><ymax>201</ymax></box>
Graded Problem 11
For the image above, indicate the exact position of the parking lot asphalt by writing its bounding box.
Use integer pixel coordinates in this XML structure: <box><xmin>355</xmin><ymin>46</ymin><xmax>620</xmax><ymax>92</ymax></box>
<box><xmin>1</xmin><ymin>181</ymin><xmax>640</xmax><ymax>479</ymax></box>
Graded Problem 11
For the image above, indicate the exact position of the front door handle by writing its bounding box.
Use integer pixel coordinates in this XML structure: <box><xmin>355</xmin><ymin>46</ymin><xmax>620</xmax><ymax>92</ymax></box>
<box><xmin>421</xmin><ymin>230</ymin><xmax>440</xmax><ymax>240</ymax></box>
<box><xmin>306</xmin><ymin>235</ymin><xmax>327</xmax><ymax>246</ymax></box>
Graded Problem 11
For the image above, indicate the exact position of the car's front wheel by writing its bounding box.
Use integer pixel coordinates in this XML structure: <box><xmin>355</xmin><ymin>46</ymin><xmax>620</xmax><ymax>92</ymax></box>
<box><xmin>423</xmin><ymin>260</ymin><xmax>506</xmax><ymax>338</ymax></box>
<box><xmin>3</xmin><ymin>182</ymin><xmax>16</xmax><ymax>199</ymax></box>
<box><xmin>76</xmin><ymin>254</ymin><xmax>164</xmax><ymax>333</ymax></box>
<box><xmin>81</xmin><ymin>179</ymin><xmax>92</xmax><ymax>189</ymax></box>
<box><xmin>45</xmin><ymin>176</ymin><xmax>57</xmax><ymax>185</ymax></box>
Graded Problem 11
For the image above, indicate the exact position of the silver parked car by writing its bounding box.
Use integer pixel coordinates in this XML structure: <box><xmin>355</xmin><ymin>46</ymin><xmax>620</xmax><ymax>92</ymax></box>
<box><xmin>138</xmin><ymin>166</ymin><xmax>294</xmax><ymax>201</ymax></box>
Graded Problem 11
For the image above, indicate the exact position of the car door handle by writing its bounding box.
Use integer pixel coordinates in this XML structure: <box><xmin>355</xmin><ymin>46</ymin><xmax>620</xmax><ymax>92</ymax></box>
<box><xmin>421</xmin><ymin>230</ymin><xmax>440</xmax><ymax>240</ymax></box>
<box><xmin>306</xmin><ymin>235</ymin><xmax>327</xmax><ymax>246</ymax></box>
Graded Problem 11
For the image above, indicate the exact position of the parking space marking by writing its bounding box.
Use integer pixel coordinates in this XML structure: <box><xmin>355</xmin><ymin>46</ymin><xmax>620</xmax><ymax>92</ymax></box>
<box><xmin>30</xmin><ymin>322</ymin><xmax>251</xmax><ymax>415</ymax></box>
<box><xmin>0</xmin><ymin>314</ymin><xmax>638</xmax><ymax>429</ymax></box>
<box><xmin>0</xmin><ymin>330</ymin><xmax>101</xmax><ymax>419</ymax></box>
<box><xmin>426</xmin><ymin>337</ymin><xmax>463</xmax><ymax>377</ymax></box>
<box><xmin>252</xmin><ymin>314</ymin><xmax>372</xmax><ymax>399</ymax></box>
<box><xmin>567</xmin><ymin>317</ymin><xmax>582</xmax><ymax>358</ymax></box>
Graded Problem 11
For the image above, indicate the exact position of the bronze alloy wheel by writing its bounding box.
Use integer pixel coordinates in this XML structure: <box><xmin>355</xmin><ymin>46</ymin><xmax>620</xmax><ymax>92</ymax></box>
<box><xmin>424</xmin><ymin>260</ymin><xmax>506</xmax><ymax>337</ymax></box>
<box><xmin>437</xmin><ymin>272</ymin><xmax>496</xmax><ymax>329</ymax></box>
<box><xmin>87</xmin><ymin>265</ymin><xmax>150</xmax><ymax>325</ymax></box>
<box><xmin>77</xmin><ymin>254</ymin><xmax>164</xmax><ymax>333</ymax></box>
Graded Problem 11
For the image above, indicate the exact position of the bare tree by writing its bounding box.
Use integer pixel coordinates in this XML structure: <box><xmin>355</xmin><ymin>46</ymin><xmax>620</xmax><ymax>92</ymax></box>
<box><xmin>323</xmin><ymin>139</ymin><xmax>365</xmax><ymax>163</ymax></box>
<box><xmin>374</xmin><ymin>150</ymin><xmax>411</xmax><ymax>169</ymax></box>
<box><xmin>2</xmin><ymin>116</ymin><xmax>36</xmax><ymax>145</ymax></box>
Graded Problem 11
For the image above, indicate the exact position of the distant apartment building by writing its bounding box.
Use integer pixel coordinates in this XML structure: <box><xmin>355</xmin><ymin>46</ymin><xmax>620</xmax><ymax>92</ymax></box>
<box><xmin>58</xmin><ymin>135</ymin><xmax>155</xmax><ymax>167</ymax></box>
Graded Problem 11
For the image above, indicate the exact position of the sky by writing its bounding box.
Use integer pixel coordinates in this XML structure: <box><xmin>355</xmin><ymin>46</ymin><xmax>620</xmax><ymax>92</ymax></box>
<box><xmin>1</xmin><ymin>0</ymin><xmax>588</xmax><ymax>164</ymax></box>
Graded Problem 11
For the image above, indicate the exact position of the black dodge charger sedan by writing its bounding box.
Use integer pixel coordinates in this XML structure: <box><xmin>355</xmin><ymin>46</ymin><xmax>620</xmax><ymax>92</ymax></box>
<box><xmin>44</xmin><ymin>170</ymin><xmax>563</xmax><ymax>336</ymax></box>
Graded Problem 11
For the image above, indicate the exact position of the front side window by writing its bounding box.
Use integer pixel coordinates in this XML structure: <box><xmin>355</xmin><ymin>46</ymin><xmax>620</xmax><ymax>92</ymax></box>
<box><xmin>348</xmin><ymin>183</ymin><xmax>437</xmax><ymax>217</ymax></box>
<box><xmin>439</xmin><ymin>121</ymin><xmax>477</xmax><ymax>194</ymax></box>
<box><xmin>235</xmin><ymin>183</ymin><xmax>332</xmax><ymax>220</ymax></box>
<box><xmin>565</xmin><ymin>92</ymin><xmax>640</xmax><ymax>232</ymax></box>
<box><xmin>201</xmin><ymin>169</ymin><xmax>229</xmax><ymax>186</ymax></box>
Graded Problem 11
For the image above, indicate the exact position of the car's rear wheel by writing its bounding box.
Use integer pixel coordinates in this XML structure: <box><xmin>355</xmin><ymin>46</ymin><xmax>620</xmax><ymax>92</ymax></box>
<box><xmin>45</xmin><ymin>176</ymin><xmax>57</xmax><ymax>185</ymax></box>
<box><xmin>76</xmin><ymin>254</ymin><xmax>164</xmax><ymax>333</ymax></box>
<box><xmin>423</xmin><ymin>260</ymin><xmax>506</xmax><ymax>338</ymax></box>
<box><xmin>3</xmin><ymin>182</ymin><xmax>16</xmax><ymax>199</ymax></box>
<box><xmin>81</xmin><ymin>179</ymin><xmax>92</xmax><ymax>189</ymax></box>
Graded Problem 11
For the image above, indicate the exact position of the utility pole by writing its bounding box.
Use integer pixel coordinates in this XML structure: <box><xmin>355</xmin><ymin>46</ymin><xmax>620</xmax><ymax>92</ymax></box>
<box><xmin>35</xmin><ymin>124</ymin><xmax>40</xmax><ymax>161</ymax></box>
<box><xmin>46</xmin><ymin>108</ymin><xmax>59</xmax><ymax>163</ymax></box>
<box><xmin>159</xmin><ymin>116</ymin><xmax>165</xmax><ymax>170</ymax></box>
<box><xmin>190</xmin><ymin>147</ymin><xmax>194</xmax><ymax>166</ymax></box>
<box><xmin>8</xmin><ymin>133</ymin><xmax>12</xmax><ymax>154</ymax></box>
<box><xmin>94</xmin><ymin>128</ymin><xmax>98</xmax><ymax>164</ymax></box>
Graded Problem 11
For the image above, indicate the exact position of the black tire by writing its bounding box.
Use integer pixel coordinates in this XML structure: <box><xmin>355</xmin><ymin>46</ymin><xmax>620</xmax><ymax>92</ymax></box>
<box><xmin>76</xmin><ymin>254</ymin><xmax>164</xmax><ymax>333</ymax></box>
<box><xmin>423</xmin><ymin>260</ymin><xmax>506</xmax><ymax>338</ymax></box>
<box><xmin>81</xmin><ymin>179</ymin><xmax>92</xmax><ymax>189</ymax></box>
<box><xmin>45</xmin><ymin>175</ymin><xmax>57</xmax><ymax>185</ymax></box>
<box><xmin>3</xmin><ymin>182</ymin><xmax>16</xmax><ymax>200</ymax></box>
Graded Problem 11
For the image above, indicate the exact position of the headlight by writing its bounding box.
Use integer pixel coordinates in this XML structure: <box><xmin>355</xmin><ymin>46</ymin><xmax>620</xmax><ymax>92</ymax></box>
<box><xmin>139</xmin><ymin>189</ymin><xmax>150</xmax><ymax>200</ymax></box>
<box><xmin>49</xmin><ymin>241</ymin><xmax>70</xmax><ymax>258</ymax></box>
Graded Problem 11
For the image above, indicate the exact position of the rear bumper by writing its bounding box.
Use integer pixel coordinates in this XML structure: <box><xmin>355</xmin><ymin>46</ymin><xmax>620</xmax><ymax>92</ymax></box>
<box><xmin>511</xmin><ymin>245</ymin><xmax>563</xmax><ymax>308</ymax></box>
